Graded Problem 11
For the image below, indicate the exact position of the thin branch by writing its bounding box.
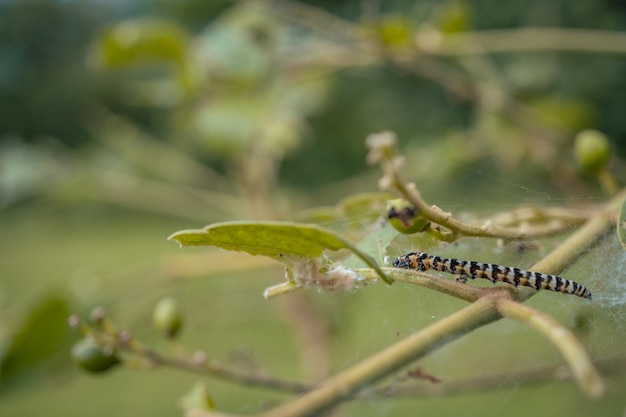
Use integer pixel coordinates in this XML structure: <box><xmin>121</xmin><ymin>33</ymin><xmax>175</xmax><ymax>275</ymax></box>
<box><xmin>366</xmin><ymin>132</ymin><xmax>594</xmax><ymax>241</ymax></box>
<box><xmin>86</xmin><ymin>169</ymin><xmax>246</xmax><ymax>222</ymax></box>
<box><xmin>256</xmin><ymin>1</ymin><xmax>626</xmax><ymax>56</ymax></box>
<box><xmin>264</xmin><ymin>281</ymin><xmax>300</xmax><ymax>299</ymax></box>
<box><xmin>429</xmin><ymin>28</ymin><xmax>626</xmax><ymax>56</ymax></box>
<box><xmin>243</xmin><ymin>0</ymin><xmax>359</xmax><ymax>42</ymax></box>
<box><xmin>73</xmin><ymin>312</ymin><xmax>626</xmax><ymax>403</ymax></box>
<box><xmin>495</xmin><ymin>299</ymin><xmax>604</xmax><ymax>397</ymax></box>
<box><xmin>72</xmin><ymin>314</ymin><xmax>309</xmax><ymax>393</ymax></box>
<box><xmin>363</xmin><ymin>355</ymin><xmax>626</xmax><ymax>398</ymax></box>
<box><xmin>84</xmin><ymin>104</ymin><xmax>230</xmax><ymax>189</ymax></box>
<box><xmin>528</xmin><ymin>193</ymin><xmax>623</xmax><ymax>276</ymax></box>
<box><xmin>489</xmin><ymin>206</ymin><xmax>592</xmax><ymax>227</ymax></box>
<box><xmin>256</xmin><ymin>296</ymin><xmax>502</xmax><ymax>417</ymax></box>
<box><xmin>126</xmin><ymin>339</ymin><xmax>309</xmax><ymax>393</ymax></box>
<box><xmin>265</xmin><ymin>266</ymin><xmax>487</xmax><ymax>302</ymax></box>
<box><xmin>356</xmin><ymin>267</ymin><xmax>486</xmax><ymax>303</ymax></box>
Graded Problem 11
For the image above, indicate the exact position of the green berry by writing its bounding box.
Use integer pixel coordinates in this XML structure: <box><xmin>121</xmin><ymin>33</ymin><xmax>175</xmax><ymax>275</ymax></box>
<box><xmin>71</xmin><ymin>338</ymin><xmax>120</xmax><ymax>373</ymax></box>
<box><xmin>386</xmin><ymin>199</ymin><xmax>430</xmax><ymax>234</ymax></box>
<box><xmin>574</xmin><ymin>130</ymin><xmax>611</xmax><ymax>174</ymax></box>
<box><xmin>153</xmin><ymin>297</ymin><xmax>183</xmax><ymax>339</ymax></box>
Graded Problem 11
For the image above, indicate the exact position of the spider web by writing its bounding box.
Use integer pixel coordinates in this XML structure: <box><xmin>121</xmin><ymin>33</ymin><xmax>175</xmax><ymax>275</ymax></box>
<box><xmin>312</xmin><ymin>173</ymin><xmax>626</xmax><ymax>417</ymax></box>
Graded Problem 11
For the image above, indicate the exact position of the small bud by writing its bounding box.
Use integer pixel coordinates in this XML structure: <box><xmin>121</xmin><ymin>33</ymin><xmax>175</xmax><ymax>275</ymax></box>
<box><xmin>386</xmin><ymin>199</ymin><xmax>429</xmax><ymax>234</ymax></box>
<box><xmin>90</xmin><ymin>306</ymin><xmax>106</xmax><ymax>324</ymax></box>
<box><xmin>68</xmin><ymin>315</ymin><xmax>81</xmax><ymax>329</ymax></box>
<box><xmin>71</xmin><ymin>338</ymin><xmax>120</xmax><ymax>373</ymax></box>
<box><xmin>153</xmin><ymin>297</ymin><xmax>183</xmax><ymax>339</ymax></box>
<box><xmin>118</xmin><ymin>330</ymin><xmax>132</xmax><ymax>345</ymax></box>
<box><xmin>574</xmin><ymin>130</ymin><xmax>611</xmax><ymax>175</ymax></box>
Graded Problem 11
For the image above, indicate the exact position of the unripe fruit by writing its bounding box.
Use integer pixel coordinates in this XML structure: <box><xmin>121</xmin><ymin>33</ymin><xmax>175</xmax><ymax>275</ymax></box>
<box><xmin>153</xmin><ymin>297</ymin><xmax>183</xmax><ymax>339</ymax></box>
<box><xmin>71</xmin><ymin>338</ymin><xmax>120</xmax><ymax>373</ymax></box>
<box><xmin>574</xmin><ymin>130</ymin><xmax>611</xmax><ymax>174</ymax></box>
<box><xmin>386</xmin><ymin>199</ymin><xmax>430</xmax><ymax>234</ymax></box>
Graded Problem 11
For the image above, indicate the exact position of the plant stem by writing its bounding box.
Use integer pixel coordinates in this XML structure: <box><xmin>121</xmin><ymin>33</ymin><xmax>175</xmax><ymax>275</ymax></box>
<box><xmin>257</xmin><ymin>296</ymin><xmax>501</xmax><ymax>417</ymax></box>
<box><xmin>432</xmin><ymin>28</ymin><xmax>626</xmax><ymax>56</ymax></box>
<box><xmin>368</xmin><ymin>131</ymin><xmax>622</xmax><ymax>242</ymax></box>
<box><xmin>527</xmin><ymin>188</ymin><xmax>625</xmax><ymax>278</ymax></box>
<box><xmin>126</xmin><ymin>338</ymin><xmax>308</xmax><ymax>392</ymax></box>
<box><xmin>264</xmin><ymin>281</ymin><xmax>299</xmax><ymax>299</ymax></box>
<box><xmin>356</xmin><ymin>267</ymin><xmax>485</xmax><ymax>303</ymax></box>
<box><xmin>364</xmin><ymin>355</ymin><xmax>626</xmax><ymax>398</ymax></box>
<box><xmin>495</xmin><ymin>299</ymin><xmax>604</xmax><ymax>397</ymax></box>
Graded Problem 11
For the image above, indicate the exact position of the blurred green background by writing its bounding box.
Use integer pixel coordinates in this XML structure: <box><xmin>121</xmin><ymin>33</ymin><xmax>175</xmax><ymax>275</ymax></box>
<box><xmin>1</xmin><ymin>0</ymin><xmax>626</xmax><ymax>416</ymax></box>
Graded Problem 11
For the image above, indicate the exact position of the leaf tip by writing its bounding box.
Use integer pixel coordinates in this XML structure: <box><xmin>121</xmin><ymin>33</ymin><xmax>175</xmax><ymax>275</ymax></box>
<box><xmin>167</xmin><ymin>229</ymin><xmax>198</xmax><ymax>247</ymax></box>
<box><xmin>167</xmin><ymin>233</ymin><xmax>183</xmax><ymax>247</ymax></box>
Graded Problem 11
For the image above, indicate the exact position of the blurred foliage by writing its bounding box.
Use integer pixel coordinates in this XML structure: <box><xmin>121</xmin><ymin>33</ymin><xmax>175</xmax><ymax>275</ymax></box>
<box><xmin>2</xmin><ymin>0</ymin><xmax>625</xmax><ymax>197</ymax></box>
<box><xmin>1</xmin><ymin>296</ymin><xmax>71</xmax><ymax>384</ymax></box>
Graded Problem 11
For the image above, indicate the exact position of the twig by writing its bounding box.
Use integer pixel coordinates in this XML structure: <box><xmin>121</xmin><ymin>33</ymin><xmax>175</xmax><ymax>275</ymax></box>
<box><xmin>256</xmin><ymin>296</ymin><xmax>502</xmax><ymax>417</ymax></box>
<box><xmin>429</xmin><ymin>28</ymin><xmax>626</xmax><ymax>56</ymax></box>
<box><xmin>356</xmin><ymin>267</ymin><xmax>486</xmax><ymax>303</ymax></box>
<box><xmin>243</xmin><ymin>0</ymin><xmax>358</xmax><ymax>42</ymax></box>
<box><xmin>87</xmin><ymin>169</ymin><xmax>246</xmax><ymax>222</ymax></box>
<box><xmin>495</xmin><ymin>299</ymin><xmax>604</xmax><ymax>397</ymax></box>
<box><xmin>489</xmin><ymin>206</ymin><xmax>592</xmax><ymax>227</ymax></box>
<box><xmin>72</xmin><ymin>315</ymin><xmax>309</xmax><ymax>393</ymax></box>
<box><xmin>363</xmin><ymin>355</ymin><xmax>626</xmax><ymax>398</ymax></box>
<box><xmin>85</xmin><ymin>104</ymin><xmax>229</xmax><ymax>189</ymax></box>
<box><xmin>126</xmin><ymin>339</ymin><xmax>309</xmax><ymax>393</ymax></box>
<box><xmin>527</xmin><ymin>192</ymin><xmax>623</xmax><ymax>277</ymax></box>
<box><xmin>366</xmin><ymin>132</ymin><xmax>592</xmax><ymax>241</ymax></box>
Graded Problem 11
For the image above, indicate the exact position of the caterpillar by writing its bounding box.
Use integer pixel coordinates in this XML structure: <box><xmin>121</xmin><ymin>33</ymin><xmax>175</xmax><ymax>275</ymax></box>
<box><xmin>392</xmin><ymin>251</ymin><xmax>591</xmax><ymax>299</ymax></box>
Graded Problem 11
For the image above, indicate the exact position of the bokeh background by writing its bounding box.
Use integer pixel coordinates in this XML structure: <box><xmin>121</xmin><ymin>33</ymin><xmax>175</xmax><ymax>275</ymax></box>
<box><xmin>1</xmin><ymin>1</ymin><xmax>626</xmax><ymax>416</ymax></box>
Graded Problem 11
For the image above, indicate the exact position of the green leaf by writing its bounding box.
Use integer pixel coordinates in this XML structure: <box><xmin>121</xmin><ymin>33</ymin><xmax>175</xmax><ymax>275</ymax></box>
<box><xmin>192</xmin><ymin>96</ymin><xmax>268</xmax><ymax>155</ymax></box>
<box><xmin>168</xmin><ymin>221</ymin><xmax>393</xmax><ymax>284</ymax></box>
<box><xmin>436</xmin><ymin>1</ymin><xmax>471</xmax><ymax>34</ymax></box>
<box><xmin>92</xmin><ymin>18</ymin><xmax>189</xmax><ymax>69</ymax></box>
<box><xmin>297</xmin><ymin>192</ymin><xmax>394</xmax><ymax>231</ymax></box>
<box><xmin>376</xmin><ymin>15</ymin><xmax>413</xmax><ymax>47</ymax></box>
<box><xmin>338</xmin><ymin>192</ymin><xmax>395</xmax><ymax>220</ymax></box>
<box><xmin>618</xmin><ymin>197</ymin><xmax>626</xmax><ymax>250</ymax></box>
<box><xmin>169</xmin><ymin>221</ymin><xmax>345</xmax><ymax>258</ymax></box>
<box><xmin>528</xmin><ymin>97</ymin><xmax>595</xmax><ymax>133</ymax></box>
<box><xmin>1</xmin><ymin>296</ymin><xmax>70</xmax><ymax>381</ymax></box>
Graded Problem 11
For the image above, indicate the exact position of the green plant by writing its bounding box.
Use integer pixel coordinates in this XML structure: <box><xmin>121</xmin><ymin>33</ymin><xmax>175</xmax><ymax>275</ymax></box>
<box><xmin>4</xmin><ymin>1</ymin><xmax>626</xmax><ymax>416</ymax></box>
<box><xmin>68</xmin><ymin>129</ymin><xmax>626</xmax><ymax>416</ymax></box>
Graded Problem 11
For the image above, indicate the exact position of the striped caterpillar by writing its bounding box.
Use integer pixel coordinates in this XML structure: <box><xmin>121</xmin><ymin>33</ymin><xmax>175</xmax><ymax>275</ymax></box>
<box><xmin>393</xmin><ymin>251</ymin><xmax>591</xmax><ymax>299</ymax></box>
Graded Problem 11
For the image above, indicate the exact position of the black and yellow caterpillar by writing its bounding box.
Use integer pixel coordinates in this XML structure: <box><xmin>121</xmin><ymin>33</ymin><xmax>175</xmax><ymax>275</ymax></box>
<box><xmin>393</xmin><ymin>251</ymin><xmax>592</xmax><ymax>300</ymax></box>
